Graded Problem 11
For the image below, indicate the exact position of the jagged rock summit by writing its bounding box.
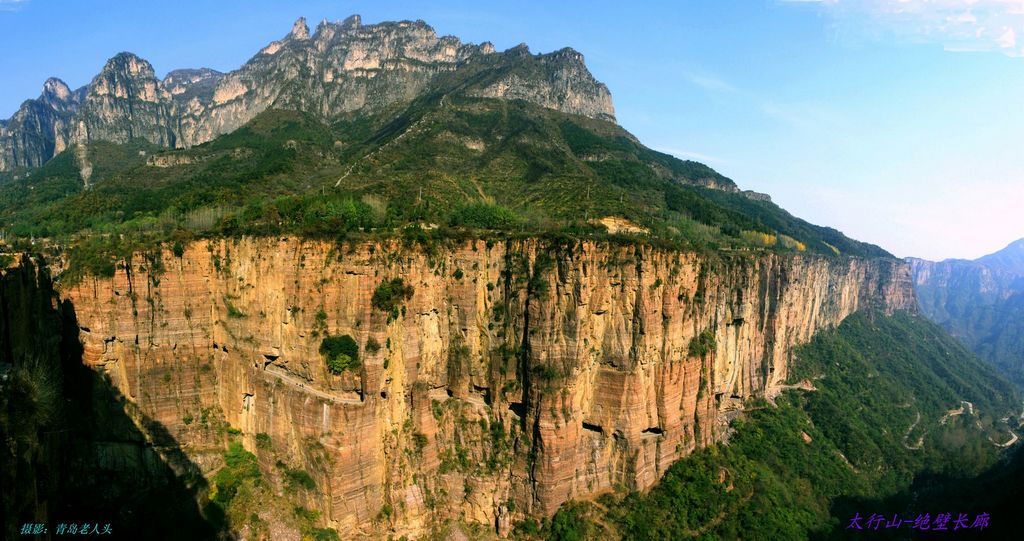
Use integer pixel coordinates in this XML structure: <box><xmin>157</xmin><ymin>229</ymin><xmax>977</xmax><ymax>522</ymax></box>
<box><xmin>0</xmin><ymin>15</ymin><xmax>616</xmax><ymax>171</ymax></box>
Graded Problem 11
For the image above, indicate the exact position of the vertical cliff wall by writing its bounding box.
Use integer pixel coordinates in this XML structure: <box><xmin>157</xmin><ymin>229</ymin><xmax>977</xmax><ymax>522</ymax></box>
<box><xmin>57</xmin><ymin>238</ymin><xmax>914</xmax><ymax>537</ymax></box>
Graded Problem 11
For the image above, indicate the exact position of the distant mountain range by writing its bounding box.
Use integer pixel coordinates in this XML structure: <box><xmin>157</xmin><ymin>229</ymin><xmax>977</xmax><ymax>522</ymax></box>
<box><xmin>909</xmin><ymin>238</ymin><xmax>1024</xmax><ymax>386</ymax></box>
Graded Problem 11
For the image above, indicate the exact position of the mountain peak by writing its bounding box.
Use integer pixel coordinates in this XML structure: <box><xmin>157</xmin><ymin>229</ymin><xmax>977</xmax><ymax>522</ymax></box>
<box><xmin>289</xmin><ymin>17</ymin><xmax>310</xmax><ymax>40</ymax></box>
<box><xmin>1004</xmin><ymin>238</ymin><xmax>1024</xmax><ymax>250</ymax></box>
<box><xmin>976</xmin><ymin>238</ymin><xmax>1024</xmax><ymax>275</ymax></box>
<box><xmin>341</xmin><ymin>14</ymin><xmax>361</xmax><ymax>30</ymax></box>
<box><xmin>981</xmin><ymin>238</ymin><xmax>1024</xmax><ymax>258</ymax></box>
<box><xmin>552</xmin><ymin>47</ymin><xmax>584</xmax><ymax>62</ymax></box>
<box><xmin>1</xmin><ymin>15</ymin><xmax>619</xmax><ymax>170</ymax></box>
<box><xmin>101</xmin><ymin>52</ymin><xmax>156</xmax><ymax>78</ymax></box>
<box><xmin>508</xmin><ymin>42</ymin><xmax>531</xmax><ymax>55</ymax></box>
<box><xmin>42</xmin><ymin>78</ymin><xmax>72</xmax><ymax>101</ymax></box>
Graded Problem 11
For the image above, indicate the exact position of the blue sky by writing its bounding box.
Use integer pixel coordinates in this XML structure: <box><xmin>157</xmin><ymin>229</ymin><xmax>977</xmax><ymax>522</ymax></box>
<box><xmin>2</xmin><ymin>0</ymin><xmax>1022</xmax><ymax>260</ymax></box>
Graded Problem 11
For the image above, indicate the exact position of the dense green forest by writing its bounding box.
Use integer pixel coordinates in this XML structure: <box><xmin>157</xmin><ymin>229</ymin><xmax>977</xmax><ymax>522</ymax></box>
<box><xmin>524</xmin><ymin>311</ymin><xmax>1021</xmax><ymax>540</ymax></box>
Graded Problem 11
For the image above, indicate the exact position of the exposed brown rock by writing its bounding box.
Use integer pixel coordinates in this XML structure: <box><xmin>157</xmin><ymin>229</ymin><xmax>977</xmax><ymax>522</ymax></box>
<box><xmin>58</xmin><ymin>238</ymin><xmax>913</xmax><ymax>537</ymax></box>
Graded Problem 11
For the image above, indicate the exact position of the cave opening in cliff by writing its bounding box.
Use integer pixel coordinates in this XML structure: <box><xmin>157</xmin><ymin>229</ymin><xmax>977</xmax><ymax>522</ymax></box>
<box><xmin>472</xmin><ymin>384</ymin><xmax>491</xmax><ymax>405</ymax></box>
<box><xmin>641</xmin><ymin>426</ymin><xmax>664</xmax><ymax>435</ymax></box>
<box><xmin>582</xmin><ymin>421</ymin><xmax>604</xmax><ymax>434</ymax></box>
<box><xmin>509</xmin><ymin>402</ymin><xmax>527</xmax><ymax>418</ymax></box>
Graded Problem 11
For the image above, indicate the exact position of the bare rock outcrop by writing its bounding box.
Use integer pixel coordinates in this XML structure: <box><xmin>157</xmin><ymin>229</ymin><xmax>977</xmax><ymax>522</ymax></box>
<box><xmin>0</xmin><ymin>15</ymin><xmax>617</xmax><ymax>171</ymax></box>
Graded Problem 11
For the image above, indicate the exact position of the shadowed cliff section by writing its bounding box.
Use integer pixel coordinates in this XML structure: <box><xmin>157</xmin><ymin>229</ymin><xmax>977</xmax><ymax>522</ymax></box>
<box><xmin>0</xmin><ymin>256</ymin><xmax>222</xmax><ymax>540</ymax></box>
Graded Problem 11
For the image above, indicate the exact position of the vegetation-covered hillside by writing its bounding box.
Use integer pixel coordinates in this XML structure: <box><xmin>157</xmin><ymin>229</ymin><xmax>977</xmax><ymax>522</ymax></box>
<box><xmin>1</xmin><ymin>97</ymin><xmax>889</xmax><ymax>283</ymax></box>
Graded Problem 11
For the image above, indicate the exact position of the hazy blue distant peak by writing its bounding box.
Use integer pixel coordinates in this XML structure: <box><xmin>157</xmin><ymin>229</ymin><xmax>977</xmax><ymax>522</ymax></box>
<box><xmin>977</xmin><ymin>238</ymin><xmax>1024</xmax><ymax>275</ymax></box>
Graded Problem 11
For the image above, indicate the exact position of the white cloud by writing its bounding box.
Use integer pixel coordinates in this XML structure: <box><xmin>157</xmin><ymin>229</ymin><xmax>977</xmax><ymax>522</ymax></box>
<box><xmin>653</xmin><ymin>146</ymin><xmax>726</xmax><ymax>164</ymax></box>
<box><xmin>780</xmin><ymin>0</ymin><xmax>1024</xmax><ymax>56</ymax></box>
<box><xmin>683</xmin><ymin>72</ymin><xmax>737</xmax><ymax>94</ymax></box>
<box><xmin>997</xmin><ymin>27</ymin><xmax>1017</xmax><ymax>47</ymax></box>
<box><xmin>0</xmin><ymin>0</ymin><xmax>28</xmax><ymax>12</ymax></box>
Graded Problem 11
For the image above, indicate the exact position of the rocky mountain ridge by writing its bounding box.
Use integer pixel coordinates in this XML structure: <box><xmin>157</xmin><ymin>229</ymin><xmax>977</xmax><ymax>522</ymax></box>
<box><xmin>0</xmin><ymin>15</ymin><xmax>615</xmax><ymax>171</ymax></box>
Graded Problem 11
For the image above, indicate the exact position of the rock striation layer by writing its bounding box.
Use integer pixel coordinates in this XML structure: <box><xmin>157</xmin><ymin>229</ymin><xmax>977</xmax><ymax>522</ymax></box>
<box><xmin>0</xmin><ymin>15</ymin><xmax>615</xmax><ymax>171</ymax></box>
<box><xmin>58</xmin><ymin>238</ymin><xmax>913</xmax><ymax>537</ymax></box>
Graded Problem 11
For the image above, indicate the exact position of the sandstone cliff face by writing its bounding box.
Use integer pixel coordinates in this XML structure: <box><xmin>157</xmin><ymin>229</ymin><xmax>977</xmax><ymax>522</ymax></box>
<box><xmin>58</xmin><ymin>238</ymin><xmax>913</xmax><ymax>538</ymax></box>
<box><xmin>0</xmin><ymin>15</ymin><xmax>616</xmax><ymax>171</ymax></box>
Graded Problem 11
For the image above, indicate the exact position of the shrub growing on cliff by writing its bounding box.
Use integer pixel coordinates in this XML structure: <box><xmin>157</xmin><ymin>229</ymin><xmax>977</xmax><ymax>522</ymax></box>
<box><xmin>309</xmin><ymin>528</ymin><xmax>340</xmax><ymax>541</ymax></box>
<box><xmin>284</xmin><ymin>468</ymin><xmax>316</xmax><ymax>492</ymax></box>
<box><xmin>412</xmin><ymin>432</ymin><xmax>428</xmax><ymax>455</ymax></box>
<box><xmin>62</xmin><ymin>234</ymin><xmax>135</xmax><ymax>284</ymax></box>
<box><xmin>213</xmin><ymin>441</ymin><xmax>260</xmax><ymax>505</ymax></box>
<box><xmin>255</xmin><ymin>432</ymin><xmax>271</xmax><ymax>449</ymax></box>
<box><xmin>688</xmin><ymin>329</ymin><xmax>716</xmax><ymax>357</ymax></box>
<box><xmin>326</xmin><ymin>353</ymin><xmax>357</xmax><ymax>373</ymax></box>
<box><xmin>371</xmin><ymin>278</ymin><xmax>414</xmax><ymax>320</ymax></box>
<box><xmin>224</xmin><ymin>297</ymin><xmax>246</xmax><ymax>318</ymax></box>
<box><xmin>320</xmin><ymin>334</ymin><xmax>359</xmax><ymax>373</ymax></box>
